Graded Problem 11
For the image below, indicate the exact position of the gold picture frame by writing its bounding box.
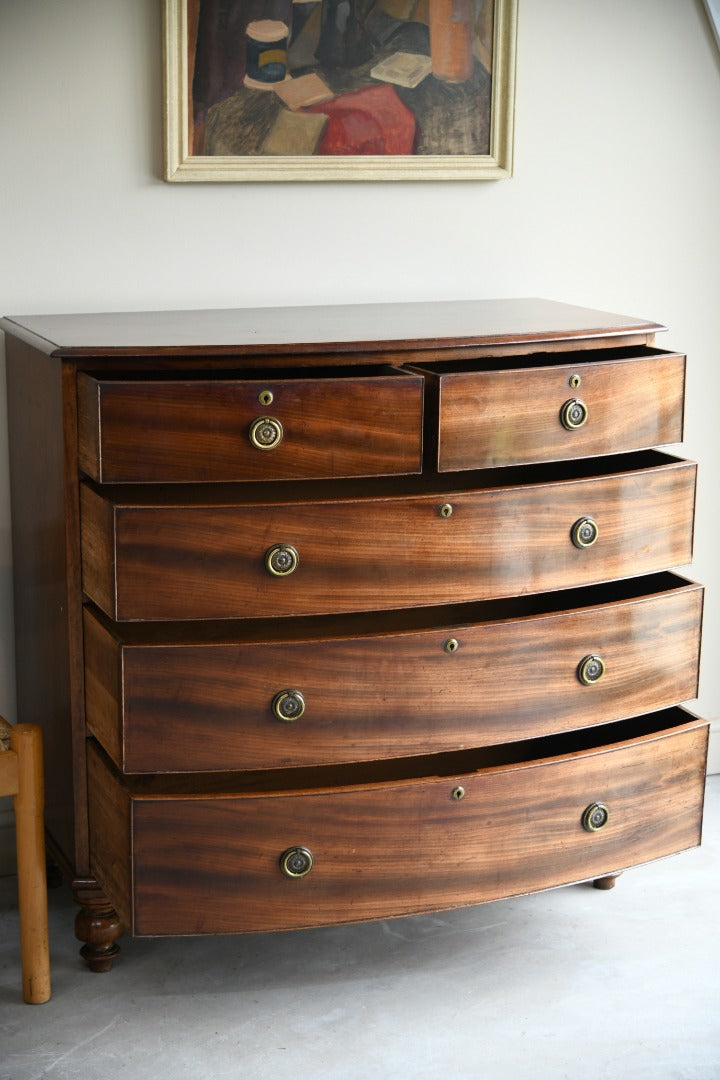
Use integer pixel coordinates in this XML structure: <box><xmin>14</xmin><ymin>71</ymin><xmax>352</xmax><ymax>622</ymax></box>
<box><xmin>163</xmin><ymin>0</ymin><xmax>517</xmax><ymax>181</ymax></box>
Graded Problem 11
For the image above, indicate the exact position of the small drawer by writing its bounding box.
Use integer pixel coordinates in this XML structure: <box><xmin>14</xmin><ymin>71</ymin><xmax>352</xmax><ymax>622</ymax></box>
<box><xmin>419</xmin><ymin>347</ymin><xmax>685</xmax><ymax>471</ymax></box>
<box><xmin>84</xmin><ymin>574</ymin><xmax>703</xmax><ymax>773</ymax></box>
<box><xmin>80</xmin><ymin>451</ymin><xmax>696</xmax><ymax>621</ymax></box>
<box><xmin>87</xmin><ymin>708</ymin><xmax>708</xmax><ymax>936</ymax></box>
<box><xmin>77</xmin><ymin>369</ymin><xmax>423</xmax><ymax>482</ymax></box>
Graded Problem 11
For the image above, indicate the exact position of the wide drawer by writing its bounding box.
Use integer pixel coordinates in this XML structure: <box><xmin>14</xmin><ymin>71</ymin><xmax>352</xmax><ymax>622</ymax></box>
<box><xmin>80</xmin><ymin>451</ymin><xmax>696</xmax><ymax>621</ymax></box>
<box><xmin>420</xmin><ymin>347</ymin><xmax>685</xmax><ymax>470</ymax></box>
<box><xmin>87</xmin><ymin>708</ymin><xmax>709</xmax><ymax>936</ymax></box>
<box><xmin>77</xmin><ymin>369</ymin><xmax>424</xmax><ymax>482</ymax></box>
<box><xmin>84</xmin><ymin>574</ymin><xmax>703</xmax><ymax>773</ymax></box>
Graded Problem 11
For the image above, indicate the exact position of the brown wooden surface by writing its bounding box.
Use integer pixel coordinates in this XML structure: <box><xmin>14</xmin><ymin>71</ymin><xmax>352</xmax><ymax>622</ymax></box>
<box><xmin>84</xmin><ymin>615</ymin><xmax>123</xmax><ymax>769</ymax></box>
<box><xmin>431</xmin><ymin>348</ymin><xmax>685</xmax><ymax>471</ymax></box>
<box><xmin>0</xmin><ymin>723</ymin><xmax>51</xmax><ymax>1002</ymax></box>
<box><xmin>83</xmin><ymin>577</ymin><xmax>703</xmax><ymax>773</ymax></box>
<box><xmin>77</xmin><ymin>370</ymin><xmax>424</xmax><ymax>483</ymax></box>
<box><xmin>85</xmin><ymin>712</ymin><xmax>707</xmax><ymax>936</ymax></box>
<box><xmin>2</xmin><ymin>302</ymin><xmax>706</xmax><ymax>960</ymax></box>
<box><xmin>80</xmin><ymin>453</ymin><xmax>697</xmax><ymax>622</ymax></box>
<box><xmin>0</xmin><ymin>299</ymin><xmax>663</xmax><ymax>358</ymax></box>
<box><xmin>86</xmin><ymin>747</ymin><xmax>132</xmax><ymax>935</ymax></box>
<box><xmin>71</xmin><ymin>875</ymin><xmax>123</xmax><ymax>972</ymax></box>
<box><xmin>8</xmin><ymin>725</ymin><xmax>51</xmax><ymax>1003</ymax></box>
<box><xmin>4</xmin><ymin>339</ymin><xmax>86</xmax><ymax>870</ymax></box>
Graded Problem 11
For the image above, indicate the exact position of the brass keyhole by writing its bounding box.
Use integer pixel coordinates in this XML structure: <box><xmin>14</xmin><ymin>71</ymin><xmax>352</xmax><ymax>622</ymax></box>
<box><xmin>444</xmin><ymin>638</ymin><xmax>459</xmax><ymax>654</ymax></box>
<box><xmin>439</xmin><ymin>503</ymin><xmax>453</xmax><ymax>519</ymax></box>
<box><xmin>451</xmin><ymin>786</ymin><xmax>466</xmax><ymax>801</ymax></box>
<box><xmin>258</xmin><ymin>389</ymin><xmax>274</xmax><ymax>406</ymax></box>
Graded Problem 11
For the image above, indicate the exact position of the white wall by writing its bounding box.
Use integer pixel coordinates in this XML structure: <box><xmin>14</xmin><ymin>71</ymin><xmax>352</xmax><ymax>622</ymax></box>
<box><xmin>1</xmin><ymin>0</ymin><xmax>719</xmax><ymax>862</ymax></box>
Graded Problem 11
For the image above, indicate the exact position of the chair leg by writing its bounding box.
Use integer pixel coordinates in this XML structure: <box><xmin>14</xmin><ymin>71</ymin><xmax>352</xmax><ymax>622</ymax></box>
<box><xmin>12</xmin><ymin>724</ymin><xmax>51</xmax><ymax>1004</ymax></box>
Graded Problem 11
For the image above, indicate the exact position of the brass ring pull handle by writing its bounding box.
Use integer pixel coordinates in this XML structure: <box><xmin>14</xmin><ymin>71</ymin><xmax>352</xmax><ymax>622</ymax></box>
<box><xmin>582</xmin><ymin>802</ymin><xmax>609</xmax><ymax>833</ymax></box>
<box><xmin>265</xmin><ymin>544</ymin><xmax>299</xmax><ymax>577</ymax></box>
<box><xmin>249</xmin><ymin>416</ymin><xmax>283</xmax><ymax>450</ymax></box>
<box><xmin>571</xmin><ymin>516</ymin><xmax>599</xmax><ymax>549</ymax></box>
<box><xmin>560</xmin><ymin>398</ymin><xmax>588</xmax><ymax>431</ymax></box>
<box><xmin>280</xmin><ymin>846</ymin><xmax>314</xmax><ymax>878</ymax></box>
<box><xmin>272</xmin><ymin>689</ymin><xmax>306</xmax><ymax>722</ymax></box>
<box><xmin>577</xmin><ymin>654</ymin><xmax>605</xmax><ymax>685</ymax></box>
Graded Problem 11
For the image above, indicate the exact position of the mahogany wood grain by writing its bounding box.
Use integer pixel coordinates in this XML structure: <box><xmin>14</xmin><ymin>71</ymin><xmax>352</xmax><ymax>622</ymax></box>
<box><xmin>429</xmin><ymin>348</ymin><xmax>685</xmax><ymax>471</ymax></box>
<box><xmin>80</xmin><ymin>453</ymin><xmax>697</xmax><ymax>622</ymax></box>
<box><xmin>85</xmin><ymin>712</ymin><xmax>708</xmax><ymax>936</ymax></box>
<box><xmin>83</xmin><ymin>579</ymin><xmax>703</xmax><ymax>773</ymax></box>
<box><xmin>77</xmin><ymin>370</ymin><xmax>423</xmax><ymax>483</ymax></box>
<box><xmin>0</xmin><ymin>299</ymin><xmax>664</xmax><ymax>359</ymax></box>
<box><xmin>1</xmin><ymin>301</ymin><xmax>705</xmax><ymax>973</ymax></box>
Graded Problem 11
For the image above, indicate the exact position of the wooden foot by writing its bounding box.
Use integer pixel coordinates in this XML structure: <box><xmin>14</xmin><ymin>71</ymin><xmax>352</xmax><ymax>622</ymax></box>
<box><xmin>73</xmin><ymin>887</ymin><xmax>123</xmax><ymax>972</ymax></box>
<box><xmin>593</xmin><ymin>872</ymin><xmax>622</xmax><ymax>891</ymax></box>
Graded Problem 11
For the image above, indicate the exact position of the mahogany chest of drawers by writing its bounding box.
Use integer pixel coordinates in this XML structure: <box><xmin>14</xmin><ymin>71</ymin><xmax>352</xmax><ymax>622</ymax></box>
<box><xmin>1</xmin><ymin>299</ymin><xmax>707</xmax><ymax>969</ymax></box>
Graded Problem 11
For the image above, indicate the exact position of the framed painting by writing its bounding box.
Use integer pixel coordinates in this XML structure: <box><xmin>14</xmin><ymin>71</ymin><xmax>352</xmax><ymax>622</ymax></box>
<box><xmin>163</xmin><ymin>0</ymin><xmax>517</xmax><ymax>181</ymax></box>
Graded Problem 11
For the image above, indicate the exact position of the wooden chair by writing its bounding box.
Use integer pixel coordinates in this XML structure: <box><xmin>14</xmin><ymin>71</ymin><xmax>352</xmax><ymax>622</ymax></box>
<box><xmin>0</xmin><ymin>717</ymin><xmax>51</xmax><ymax>1003</ymax></box>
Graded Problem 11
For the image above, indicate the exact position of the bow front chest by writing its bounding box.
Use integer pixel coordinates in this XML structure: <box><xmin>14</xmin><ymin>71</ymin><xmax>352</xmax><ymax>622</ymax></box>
<box><xmin>1</xmin><ymin>299</ymin><xmax>707</xmax><ymax>969</ymax></box>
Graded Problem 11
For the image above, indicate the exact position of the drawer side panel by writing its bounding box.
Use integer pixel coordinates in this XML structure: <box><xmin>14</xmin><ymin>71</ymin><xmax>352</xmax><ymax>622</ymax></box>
<box><xmin>80</xmin><ymin>486</ymin><xmax>117</xmax><ymax>618</ymax></box>
<box><xmin>83</xmin><ymin>612</ymin><xmax>123</xmax><ymax>767</ymax></box>
<box><xmin>87</xmin><ymin>745</ymin><xmax>133</xmax><ymax>932</ymax></box>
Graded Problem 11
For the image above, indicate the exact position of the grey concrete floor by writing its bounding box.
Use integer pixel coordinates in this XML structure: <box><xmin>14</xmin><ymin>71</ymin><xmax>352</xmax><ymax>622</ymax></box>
<box><xmin>1</xmin><ymin>777</ymin><xmax>719</xmax><ymax>1080</ymax></box>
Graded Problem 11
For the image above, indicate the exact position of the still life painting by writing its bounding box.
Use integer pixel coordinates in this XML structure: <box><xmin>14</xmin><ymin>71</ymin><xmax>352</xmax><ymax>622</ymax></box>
<box><xmin>163</xmin><ymin>0</ymin><xmax>516</xmax><ymax>180</ymax></box>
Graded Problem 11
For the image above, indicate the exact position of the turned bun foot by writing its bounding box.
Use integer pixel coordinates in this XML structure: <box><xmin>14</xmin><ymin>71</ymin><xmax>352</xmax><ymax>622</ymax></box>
<box><xmin>593</xmin><ymin>872</ymin><xmax>622</xmax><ymax>891</ymax></box>
<box><xmin>73</xmin><ymin>887</ymin><xmax>123</xmax><ymax>972</ymax></box>
<box><xmin>79</xmin><ymin>939</ymin><xmax>121</xmax><ymax>973</ymax></box>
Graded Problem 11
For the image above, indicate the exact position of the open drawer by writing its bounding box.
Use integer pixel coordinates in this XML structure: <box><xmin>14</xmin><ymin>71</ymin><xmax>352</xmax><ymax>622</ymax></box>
<box><xmin>77</xmin><ymin>367</ymin><xmax>424</xmax><ymax>483</ymax></box>
<box><xmin>84</xmin><ymin>574</ymin><xmax>703</xmax><ymax>773</ymax></box>
<box><xmin>415</xmin><ymin>346</ymin><xmax>685</xmax><ymax>471</ymax></box>
<box><xmin>88</xmin><ymin>707</ymin><xmax>708</xmax><ymax>936</ymax></box>
<box><xmin>80</xmin><ymin>451</ymin><xmax>697</xmax><ymax>621</ymax></box>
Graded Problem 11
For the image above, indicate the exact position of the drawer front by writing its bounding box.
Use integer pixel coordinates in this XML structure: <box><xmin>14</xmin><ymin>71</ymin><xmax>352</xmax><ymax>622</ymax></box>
<box><xmin>87</xmin><ymin>713</ymin><xmax>708</xmax><ymax>936</ymax></box>
<box><xmin>77</xmin><ymin>371</ymin><xmax>424</xmax><ymax>482</ymax></box>
<box><xmin>84</xmin><ymin>579</ymin><xmax>703</xmax><ymax>772</ymax></box>
<box><xmin>431</xmin><ymin>350</ymin><xmax>685</xmax><ymax>471</ymax></box>
<box><xmin>80</xmin><ymin>455</ymin><xmax>696</xmax><ymax>621</ymax></box>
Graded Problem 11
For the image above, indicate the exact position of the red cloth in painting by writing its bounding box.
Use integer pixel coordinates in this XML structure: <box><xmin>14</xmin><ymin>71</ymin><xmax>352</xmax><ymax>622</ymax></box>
<box><xmin>305</xmin><ymin>84</ymin><xmax>416</xmax><ymax>155</ymax></box>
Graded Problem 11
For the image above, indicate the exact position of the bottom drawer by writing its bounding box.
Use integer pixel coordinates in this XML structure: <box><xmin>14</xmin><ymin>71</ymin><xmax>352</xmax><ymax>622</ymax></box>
<box><xmin>88</xmin><ymin>708</ymin><xmax>708</xmax><ymax>937</ymax></box>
